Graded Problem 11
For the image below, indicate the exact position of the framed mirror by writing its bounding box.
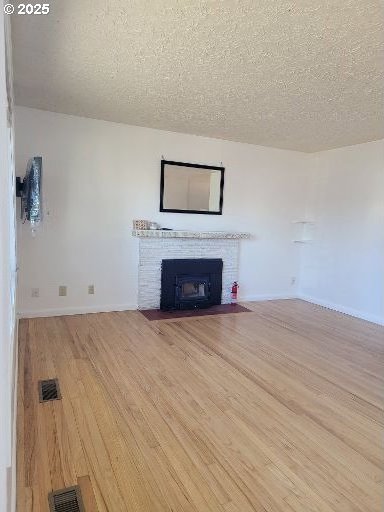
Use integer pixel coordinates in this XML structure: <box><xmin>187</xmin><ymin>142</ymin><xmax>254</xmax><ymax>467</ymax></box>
<box><xmin>160</xmin><ymin>160</ymin><xmax>225</xmax><ymax>215</ymax></box>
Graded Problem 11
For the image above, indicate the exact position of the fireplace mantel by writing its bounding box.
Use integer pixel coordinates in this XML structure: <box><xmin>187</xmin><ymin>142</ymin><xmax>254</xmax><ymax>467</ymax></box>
<box><xmin>132</xmin><ymin>229</ymin><xmax>250</xmax><ymax>239</ymax></box>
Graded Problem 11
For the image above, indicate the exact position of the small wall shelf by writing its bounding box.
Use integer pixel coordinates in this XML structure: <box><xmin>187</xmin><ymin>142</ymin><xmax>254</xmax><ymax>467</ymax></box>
<box><xmin>292</xmin><ymin>221</ymin><xmax>315</xmax><ymax>243</ymax></box>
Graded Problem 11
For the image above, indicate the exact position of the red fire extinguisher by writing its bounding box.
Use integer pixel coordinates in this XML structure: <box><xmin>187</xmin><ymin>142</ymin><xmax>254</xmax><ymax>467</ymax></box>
<box><xmin>231</xmin><ymin>281</ymin><xmax>239</xmax><ymax>304</ymax></box>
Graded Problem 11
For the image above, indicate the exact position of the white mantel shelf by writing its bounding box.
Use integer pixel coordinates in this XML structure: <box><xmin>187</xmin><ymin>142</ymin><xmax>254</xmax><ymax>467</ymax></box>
<box><xmin>132</xmin><ymin>229</ymin><xmax>250</xmax><ymax>239</ymax></box>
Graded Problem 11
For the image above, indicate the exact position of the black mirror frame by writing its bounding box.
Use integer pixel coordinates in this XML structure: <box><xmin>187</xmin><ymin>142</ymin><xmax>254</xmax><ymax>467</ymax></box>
<box><xmin>160</xmin><ymin>160</ymin><xmax>225</xmax><ymax>215</ymax></box>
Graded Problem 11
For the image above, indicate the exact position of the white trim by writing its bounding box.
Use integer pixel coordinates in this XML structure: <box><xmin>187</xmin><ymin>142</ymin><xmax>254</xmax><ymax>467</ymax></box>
<box><xmin>18</xmin><ymin>303</ymin><xmax>138</xmax><ymax>319</ymax></box>
<box><xmin>18</xmin><ymin>295</ymin><xmax>384</xmax><ymax>326</ymax></box>
<box><xmin>10</xmin><ymin>318</ymin><xmax>18</xmax><ymax>512</ymax></box>
<box><xmin>19</xmin><ymin>296</ymin><xmax>294</xmax><ymax>317</ymax></box>
<box><xmin>298</xmin><ymin>294</ymin><xmax>384</xmax><ymax>326</ymax></box>
<box><xmin>240</xmin><ymin>293</ymin><xmax>295</xmax><ymax>302</ymax></box>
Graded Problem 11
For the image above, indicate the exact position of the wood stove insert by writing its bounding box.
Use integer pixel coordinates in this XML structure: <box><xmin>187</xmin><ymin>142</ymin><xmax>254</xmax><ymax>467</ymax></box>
<box><xmin>160</xmin><ymin>258</ymin><xmax>223</xmax><ymax>310</ymax></box>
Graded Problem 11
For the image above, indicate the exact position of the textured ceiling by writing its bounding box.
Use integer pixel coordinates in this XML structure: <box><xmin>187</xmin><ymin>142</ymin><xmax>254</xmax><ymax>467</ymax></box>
<box><xmin>11</xmin><ymin>0</ymin><xmax>384</xmax><ymax>152</ymax></box>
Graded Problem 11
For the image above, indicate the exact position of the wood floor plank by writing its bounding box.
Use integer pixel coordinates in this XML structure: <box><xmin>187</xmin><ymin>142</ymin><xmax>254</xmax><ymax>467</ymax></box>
<box><xmin>77</xmin><ymin>475</ymin><xmax>99</xmax><ymax>512</ymax></box>
<box><xmin>17</xmin><ymin>299</ymin><xmax>384</xmax><ymax>511</ymax></box>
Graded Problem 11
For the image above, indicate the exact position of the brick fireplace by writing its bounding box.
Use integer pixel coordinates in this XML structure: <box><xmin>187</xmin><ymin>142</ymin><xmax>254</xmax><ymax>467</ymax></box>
<box><xmin>132</xmin><ymin>229</ymin><xmax>250</xmax><ymax>309</ymax></box>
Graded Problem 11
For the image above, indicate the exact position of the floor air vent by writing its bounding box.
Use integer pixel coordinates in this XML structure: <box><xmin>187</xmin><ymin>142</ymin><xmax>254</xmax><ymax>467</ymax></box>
<box><xmin>39</xmin><ymin>378</ymin><xmax>61</xmax><ymax>402</ymax></box>
<box><xmin>48</xmin><ymin>485</ymin><xmax>85</xmax><ymax>512</ymax></box>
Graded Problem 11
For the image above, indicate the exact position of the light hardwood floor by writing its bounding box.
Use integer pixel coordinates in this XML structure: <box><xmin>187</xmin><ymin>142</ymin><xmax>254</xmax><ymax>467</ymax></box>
<box><xmin>17</xmin><ymin>299</ymin><xmax>384</xmax><ymax>511</ymax></box>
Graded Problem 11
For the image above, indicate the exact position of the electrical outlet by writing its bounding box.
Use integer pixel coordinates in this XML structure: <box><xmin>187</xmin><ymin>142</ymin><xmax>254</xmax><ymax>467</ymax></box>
<box><xmin>31</xmin><ymin>287</ymin><xmax>39</xmax><ymax>298</ymax></box>
<box><xmin>291</xmin><ymin>277</ymin><xmax>296</xmax><ymax>285</ymax></box>
<box><xmin>88</xmin><ymin>284</ymin><xmax>95</xmax><ymax>295</ymax></box>
<box><xmin>59</xmin><ymin>285</ymin><xmax>67</xmax><ymax>297</ymax></box>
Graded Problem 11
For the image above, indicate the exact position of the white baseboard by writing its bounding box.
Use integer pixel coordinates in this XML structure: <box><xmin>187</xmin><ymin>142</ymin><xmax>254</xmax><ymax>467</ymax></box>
<box><xmin>240</xmin><ymin>293</ymin><xmax>295</xmax><ymax>302</ymax></box>
<box><xmin>298</xmin><ymin>294</ymin><xmax>384</xmax><ymax>326</ymax></box>
<box><xmin>9</xmin><ymin>318</ymin><xmax>19</xmax><ymax>512</ymax></box>
<box><xmin>5</xmin><ymin>318</ymin><xmax>19</xmax><ymax>512</ymax></box>
<box><xmin>18</xmin><ymin>296</ymin><xmax>384</xmax><ymax>327</ymax></box>
<box><xmin>19</xmin><ymin>296</ymin><xmax>294</xmax><ymax>318</ymax></box>
<box><xmin>18</xmin><ymin>303</ymin><xmax>138</xmax><ymax>319</ymax></box>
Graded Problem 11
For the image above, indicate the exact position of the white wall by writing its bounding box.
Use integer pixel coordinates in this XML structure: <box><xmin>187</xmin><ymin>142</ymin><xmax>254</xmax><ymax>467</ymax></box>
<box><xmin>299</xmin><ymin>140</ymin><xmax>384</xmax><ymax>325</ymax></box>
<box><xmin>15</xmin><ymin>107</ymin><xmax>309</xmax><ymax>316</ymax></box>
<box><xmin>0</xmin><ymin>11</ymin><xmax>17</xmax><ymax>512</ymax></box>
